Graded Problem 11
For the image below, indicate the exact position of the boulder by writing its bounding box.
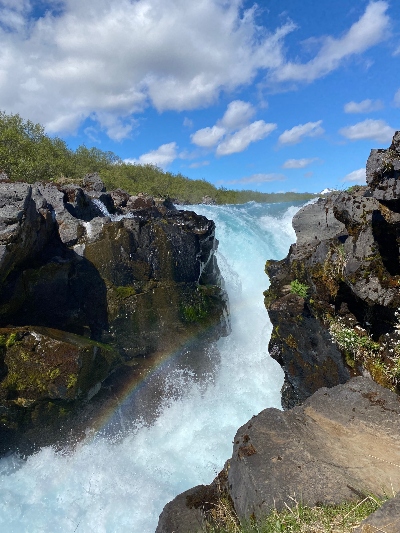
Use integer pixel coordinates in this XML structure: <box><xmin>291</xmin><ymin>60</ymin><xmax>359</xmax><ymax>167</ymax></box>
<box><xmin>158</xmin><ymin>378</ymin><xmax>400</xmax><ymax>530</ymax></box>
<box><xmin>228</xmin><ymin>377</ymin><xmax>400</xmax><ymax>520</ymax></box>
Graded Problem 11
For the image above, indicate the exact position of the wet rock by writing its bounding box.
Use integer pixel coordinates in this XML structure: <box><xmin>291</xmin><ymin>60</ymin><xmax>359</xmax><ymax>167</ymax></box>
<box><xmin>0</xmin><ymin>179</ymin><xmax>228</xmax><ymax>453</ymax></box>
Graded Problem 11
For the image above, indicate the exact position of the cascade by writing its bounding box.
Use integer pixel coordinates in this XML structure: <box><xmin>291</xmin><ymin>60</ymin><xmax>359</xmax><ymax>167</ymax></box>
<box><xmin>0</xmin><ymin>201</ymin><xmax>305</xmax><ymax>533</ymax></box>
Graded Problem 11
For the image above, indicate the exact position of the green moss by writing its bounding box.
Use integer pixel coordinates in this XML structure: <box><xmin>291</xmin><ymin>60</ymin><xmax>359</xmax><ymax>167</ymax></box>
<box><xmin>6</xmin><ymin>333</ymin><xmax>17</xmax><ymax>348</ymax></box>
<box><xmin>285</xmin><ymin>334</ymin><xmax>298</xmax><ymax>350</ymax></box>
<box><xmin>67</xmin><ymin>374</ymin><xmax>78</xmax><ymax>389</ymax></box>
<box><xmin>115</xmin><ymin>285</ymin><xmax>136</xmax><ymax>299</ymax></box>
<box><xmin>182</xmin><ymin>304</ymin><xmax>208</xmax><ymax>323</ymax></box>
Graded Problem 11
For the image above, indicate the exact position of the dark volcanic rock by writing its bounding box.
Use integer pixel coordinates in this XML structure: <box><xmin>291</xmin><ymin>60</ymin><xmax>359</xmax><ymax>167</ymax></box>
<box><xmin>265</xmin><ymin>131</ymin><xmax>400</xmax><ymax>408</ymax></box>
<box><xmin>0</xmin><ymin>180</ymin><xmax>228</xmax><ymax>454</ymax></box>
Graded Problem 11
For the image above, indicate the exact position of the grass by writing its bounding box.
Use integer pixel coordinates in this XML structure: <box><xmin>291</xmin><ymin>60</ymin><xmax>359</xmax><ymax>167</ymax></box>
<box><xmin>204</xmin><ymin>495</ymin><xmax>386</xmax><ymax>533</ymax></box>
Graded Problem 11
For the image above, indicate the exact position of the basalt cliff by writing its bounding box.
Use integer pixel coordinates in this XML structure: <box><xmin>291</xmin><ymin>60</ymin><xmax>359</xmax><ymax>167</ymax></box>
<box><xmin>0</xmin><ymin>174</ymin><xmax>229</xmax><ymax>455</ymax></box>
<box><xmin>156</xmin><ymin>133</ymin><xmax>400</xmax><ymax>532</ymax></box>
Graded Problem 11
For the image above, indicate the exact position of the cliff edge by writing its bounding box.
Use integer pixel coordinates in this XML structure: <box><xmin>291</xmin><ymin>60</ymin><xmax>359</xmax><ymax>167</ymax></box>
<box><xmin>265</xmin><ymin>131</ymin><xmax>400</xmax><ymax>408</ymax></box>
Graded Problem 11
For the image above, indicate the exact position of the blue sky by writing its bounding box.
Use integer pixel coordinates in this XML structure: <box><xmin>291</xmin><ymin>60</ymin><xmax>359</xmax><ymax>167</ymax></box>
<box><xmin>1</xmin><ymin>0</ymin><xmax>399</xmax><ymax>193</ymax></box>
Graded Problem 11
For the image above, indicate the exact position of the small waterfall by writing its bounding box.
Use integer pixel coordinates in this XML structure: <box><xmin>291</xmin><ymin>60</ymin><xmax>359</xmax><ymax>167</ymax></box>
<box><xmin>91</xmin><ymin>198</ymin><xmax>133</xmax><ymax>222</ymax></box>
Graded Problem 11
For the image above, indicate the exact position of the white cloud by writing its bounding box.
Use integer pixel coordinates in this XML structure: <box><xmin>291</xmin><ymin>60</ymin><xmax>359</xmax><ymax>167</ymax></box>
<box><xmin>270</xmin><ymin>1</ymin><xmax>390</xmax><ymax>84</ymax></box>
<box><xmin>278</xmin><ymin>121</ymin><xmax>324</xmax><ymax>146</ymax></box>
<box><xmin>191</xmin><ymin>126</ymin><xmax>226</xmax><ymax>148</ymax></box>
<box><xmin>342</xmin><ymin>168</ymin><xmax>367</xmax><ymax>183</ymax></box>
<box><xmin>218</xmin><ymin>100</ymin><xmax>255</xmax><ymax>131</ymax></box>
<box><xmin>125</xmin><ymin>142</ymin><xmax>178</xmax><ymax>168</ymax></box>
<box><xmin>282</xmin><ymin>158</ymin><xmax>317</xmax><ymax>169</ymax></box>
<box><xmin>228</xmin><ymin>173</ymin><xmax>286</xmax><ymax>184</ymax></box>
<box><xmin>394</xmin><ymin>89</ymin><xmax>400</xmax><ymax>107</ymax></box>
<box><xmin>339</xmin><ymin>119</ymin><xmax>395</xmax><ymax>143</ymax></box>
<box><xmin>216</xmin><ymin>121</ymin><xmax>277</xmax><ymax>156</ymax></box>
<box><xmin>344</xmin><ymin>99</ymin><xmax>383</xmax><ymax>113</ymax></box>
<box><xmin>0</xmin><ymin>0</ymin><xmax>295</xmax><ymax>138</ymax></box>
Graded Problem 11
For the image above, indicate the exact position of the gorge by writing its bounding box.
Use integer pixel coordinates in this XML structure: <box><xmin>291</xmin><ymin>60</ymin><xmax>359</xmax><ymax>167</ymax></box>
<box><xmin>0</xmin><ymin>180</ymin><xmax>300</xmax><ymax>531</ymax></box>
<box><xmin>1</xmin><ymin>132</ymin><xmax>400</xmax><ymax>532</ymax></box>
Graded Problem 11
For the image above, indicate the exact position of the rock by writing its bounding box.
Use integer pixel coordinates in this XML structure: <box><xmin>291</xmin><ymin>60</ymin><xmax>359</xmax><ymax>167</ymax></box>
<box><xmin>228</xmin><ymin>377</ymin><xmax>400</xmax><ymax>521</ymax></box>
<box><xmin>201</xmin><ymin>195</ymin><xmax>216</xmax><ymax>205</ymax></box>
<box><xmin>292</xmin><ymin>193</ymin><xmax>346</xmax><ymax>249</ymax></box>
<box><xmin>354</xmin><ymin>492</ymin><xmax>400</xmax><ymax>533</ymax></box>
<box><xmin>82</xmin><ymin>172</ymin><xmax>106</xmax><ymax>192</ymax></box>
<box><xmin>0</xmin><ymin>183</ymin><xmax>55</xmax><ymax>284</ymax></box>
<box><xmin>265</xmin><ymin>131</ymin><xmax>400</xmax><ymax>407</ymax></box>
<box><xmin>158</xmin><ymin>378</ymin><xmax>400</xmax><ymax>530</ymax></box>
<box><xmin>155</xmin><ymin>486</ymin><xmax>206</xmax><ymax>533</ymax></box>
<box><xmin>0</xmin><ymin>180</ymin><xmax>228</xmax><ymax>454</ymax></box>
<box><xmin>127</xmin><ymin>193</ymin><xmax>155</xmax><ymax>210</ymax></box>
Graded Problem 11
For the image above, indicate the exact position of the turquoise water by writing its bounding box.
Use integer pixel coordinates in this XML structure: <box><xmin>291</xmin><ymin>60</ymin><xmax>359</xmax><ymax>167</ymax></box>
<box><xmin>0</xmin><ymin>201</ymin><xmax>305</xmax><ymax>533</ymax></box>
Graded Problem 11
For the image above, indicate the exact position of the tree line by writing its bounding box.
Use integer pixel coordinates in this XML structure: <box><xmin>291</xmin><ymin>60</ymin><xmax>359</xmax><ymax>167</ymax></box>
<box><xmin>0</xmin><ymin>111</ymin><xmax>315</xmax><ymax>205</ymax></box>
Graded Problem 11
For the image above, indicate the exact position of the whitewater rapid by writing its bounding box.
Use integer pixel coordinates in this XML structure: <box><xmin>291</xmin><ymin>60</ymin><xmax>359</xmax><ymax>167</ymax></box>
<box><xmin>0</xmin><ymin>201</ymin><xmax>304</xmax><ymax>533</ymax></box>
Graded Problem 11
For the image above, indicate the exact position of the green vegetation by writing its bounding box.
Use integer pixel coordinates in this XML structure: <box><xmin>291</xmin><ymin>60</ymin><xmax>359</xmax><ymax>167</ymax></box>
<box><xmin>290</xmin><ymin>280</ymin><xmax>309</xmax><ymax>299</ymax></box>
<box><xmin>327</xmin><ymin>314</ymin><xmax>400</xmax><ymax>390</ymax></box>
<box><xmin>0</xmin><ymin>111</ymin><xmax>315</xmax><ymax>205</ymax></box>
<box><xmin>204</xmin><ymin>495</ymin><xmax>385</xmax><ymax>533</ymax></box>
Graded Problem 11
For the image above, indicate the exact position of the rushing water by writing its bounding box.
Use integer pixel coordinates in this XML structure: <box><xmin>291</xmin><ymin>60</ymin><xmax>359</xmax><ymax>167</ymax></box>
<box><xmin>0</xmin><ymin>201</ymin><xmax>305</xmax><ymax>533</ymax></box>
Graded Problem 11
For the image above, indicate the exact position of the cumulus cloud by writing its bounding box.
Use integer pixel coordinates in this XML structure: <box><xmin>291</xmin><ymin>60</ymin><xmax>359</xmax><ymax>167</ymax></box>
<box><xmin>191</xmin><ymin>126</ymin><xmax>226</xmax><ymax>148</ymax></box>
<box><xmin>342</xmin><ymin>168</ymin><xmax>367</xmax><ymax>183</ymax></box>
<box><xmin>270</xmin><ymin>1</ymin><xmax>390</xmax><ymax>84</ymax></box>
<box><xmin>218</xmin><ymin>100</ymin><xmax>256</xmax><ymax>131</ymax></box>
<box><xmin>227</xmin><ymin>173</ymin><xmax>286</xmax><ymax>185</ymax></box>
<box><xmin>216</xmin><ymin>121</ymin><xmax>277</xmax><ymax>156</ymax></box>
<box><xmin>394</xmin><ymin>89</ymin><xmax>400</xmax><ymax>107</ymax></box>
<box><xmin>278</xmin><ymin>121</ymin><xmax>324</xmax><ymax>146</ymax></box>
<box><xmin>125</xmin><ymin>142</ymin><xmax>178</xmax><ymax>168</ymax></box>
<box><xmin>0</xmin><ymin>0</ymin><xmax>295</xmax><ymax>138</ymax></box>
<box><xmin>191</xmin><ymin>100</ymin><xmax>275</xmax><ymax>155</ymax></box>
<box><xmin>344</xmin><ymin>99</ymin><xmax>383</xmax><ymax>113</ymax></box>
<box><xmin>339</xmin><ymin>119</ymin><xmax>395</xmax><ymax>142</ymax></box>
<box><xmin>282</xmin><ymin>158</ymin><xmax>317</xmax><ymax>169</ymax></box>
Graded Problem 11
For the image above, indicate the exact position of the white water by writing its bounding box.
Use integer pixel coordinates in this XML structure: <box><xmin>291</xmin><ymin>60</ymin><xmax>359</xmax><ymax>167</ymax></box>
<box><xmin>0</xmin><ymin>201</ymin><xmax>304</xmax><ymax>533</ymax></box>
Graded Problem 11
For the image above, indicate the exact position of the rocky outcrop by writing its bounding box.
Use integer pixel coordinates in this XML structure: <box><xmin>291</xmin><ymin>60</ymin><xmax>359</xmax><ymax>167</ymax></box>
<box><xmin>156</xmin><ymin>377</ymin><xmax>400</xmax><ymax>531</ymax></box>
<box><xmin>264</xmin><ymin>131</ymin><xmax>400</xmax><ymax>408</ymax></box>
<box><xmin>0</xmin><ymin>176</ymin><xmax>228</xmax><ymax>454</ymax></box>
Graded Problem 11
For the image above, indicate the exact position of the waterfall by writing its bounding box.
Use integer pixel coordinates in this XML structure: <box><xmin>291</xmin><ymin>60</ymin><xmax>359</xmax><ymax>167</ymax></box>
<box><xmin>0</xmin><ymin>201</ymin><xmax>305</xmax><ymax>533</ymax></box>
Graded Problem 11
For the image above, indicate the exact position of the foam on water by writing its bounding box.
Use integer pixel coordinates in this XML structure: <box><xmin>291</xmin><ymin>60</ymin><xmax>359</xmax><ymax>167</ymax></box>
<box><xmin>0</xmin><ymin>201</ymin><xmax>305</xmax><ymax>533</ymax></box>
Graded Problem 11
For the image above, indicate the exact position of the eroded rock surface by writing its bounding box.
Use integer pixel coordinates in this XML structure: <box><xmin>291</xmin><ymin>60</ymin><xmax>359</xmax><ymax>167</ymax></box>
<box><xmin>265</xmin><ymin>131</ymin><xmax>400</xmax><ymax>408</ymax></box>
<box><xmin>0</xmin><ymin>177</ymin><xmax>229</xmax><ymax>454</ymax></box>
